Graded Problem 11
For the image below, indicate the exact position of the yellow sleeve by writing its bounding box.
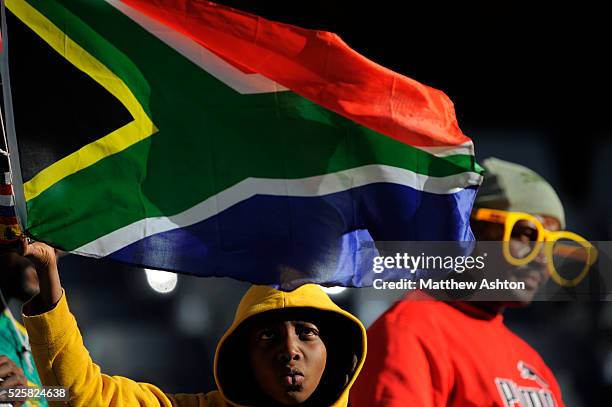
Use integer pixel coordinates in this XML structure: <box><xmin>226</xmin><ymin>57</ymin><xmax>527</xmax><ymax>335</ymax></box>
<box><xmin>22</xmin><ymin>291</ymin><xmax>207</xmax><ymax>407</ymax></box>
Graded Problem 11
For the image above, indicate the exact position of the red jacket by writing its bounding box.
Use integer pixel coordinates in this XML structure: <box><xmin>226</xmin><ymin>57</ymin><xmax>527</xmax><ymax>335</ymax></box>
<box><xmin>351</xmin><ymin>293</ymin><xmax>563</xmax><ymax>407</ymax></box>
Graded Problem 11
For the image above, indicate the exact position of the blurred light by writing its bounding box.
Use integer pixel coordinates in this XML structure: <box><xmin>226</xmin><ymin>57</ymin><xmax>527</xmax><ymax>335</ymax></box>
<box><xmin>145</xmin><ymin>269</ymin><xmax>178</xmax><ymax>294</ymax></box>
<box><xmin>176</xmin><ymin>292</ymin><xmax>211</xmax><ymax>336</ymax></box>
<box><xmin>320</xmin><ymin>286</ymin><xmax>347</xmax><ymax>295</ymax></box>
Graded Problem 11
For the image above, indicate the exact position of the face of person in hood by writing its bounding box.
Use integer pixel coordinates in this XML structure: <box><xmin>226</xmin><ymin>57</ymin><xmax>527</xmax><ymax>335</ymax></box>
<box><xmin>247</xmin><ymin>310</ymin><xmax>327</xmax><ymax>405</ymax></box>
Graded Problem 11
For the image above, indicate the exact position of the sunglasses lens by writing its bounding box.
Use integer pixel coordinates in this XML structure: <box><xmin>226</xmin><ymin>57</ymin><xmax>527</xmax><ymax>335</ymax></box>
<box><xmin>551</xmin><ymin>239</ymin><xmax>591</xmax><ymax>284</ymax></box>
<box><xmin>507</xmin><ymin>218</ymin><xmax>540</xmax><ymax>261</ymax></box>
<box><xmin>510</xmin><ymin>219</ymin><xmax>540</xmax><ymax>241</ymax></box>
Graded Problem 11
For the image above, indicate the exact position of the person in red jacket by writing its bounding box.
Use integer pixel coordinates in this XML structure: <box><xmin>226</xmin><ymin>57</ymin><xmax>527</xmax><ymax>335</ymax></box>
<box><xmin>350</xmin><ymin>157</ymin><xmax>593</xmax><ymax>407</ymax></box>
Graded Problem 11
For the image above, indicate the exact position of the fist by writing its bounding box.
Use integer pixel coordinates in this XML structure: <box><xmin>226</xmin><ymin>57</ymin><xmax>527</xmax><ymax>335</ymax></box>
<box><xmin>0</xmin><ymin>355</ymin><xmax>28</xmax><ymax>407</ymax></box>
<box><xmin>23</xmin><ymin>241</ymin><xmax>58</xmax><ymax>274</ymax></box>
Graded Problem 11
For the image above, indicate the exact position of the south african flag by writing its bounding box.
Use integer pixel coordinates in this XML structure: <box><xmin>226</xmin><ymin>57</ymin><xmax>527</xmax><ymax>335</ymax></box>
<box><xmin>1</xmin><ymin>0</ymin><xmax>482</xmax><ymax>289</ymax></box>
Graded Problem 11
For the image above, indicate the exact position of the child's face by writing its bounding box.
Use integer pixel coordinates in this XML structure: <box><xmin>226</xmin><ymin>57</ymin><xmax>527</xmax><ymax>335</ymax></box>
<box><xmin>247</xmin><ymin>315</ymin><xmax>327</xmax><ymax>405</ymax></box>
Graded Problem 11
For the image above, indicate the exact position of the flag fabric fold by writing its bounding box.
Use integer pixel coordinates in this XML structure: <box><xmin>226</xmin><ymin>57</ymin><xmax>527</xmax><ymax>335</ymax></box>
<box><xmin>2</xmin><ymin>0</ymin><xmax>482</xmax><ymax>289</ymax></box>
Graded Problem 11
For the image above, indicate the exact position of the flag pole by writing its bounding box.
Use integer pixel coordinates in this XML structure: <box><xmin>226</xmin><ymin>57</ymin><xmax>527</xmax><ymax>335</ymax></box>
<box><xmin>0</xmin><ymin>0</ymin><xmax>28</xmax><ymax>229</ymax></box>
<box><xmin>0</xmin><ymin>1</ymin><xmax>9</xmax><ymax>159</ymax></box>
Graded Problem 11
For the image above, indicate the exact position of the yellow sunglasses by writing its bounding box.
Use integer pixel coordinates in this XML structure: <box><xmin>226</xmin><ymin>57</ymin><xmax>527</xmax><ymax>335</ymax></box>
<box><xmin>473</xmin><ymin>208</ymin><xmax>598</xmax><ymax>287</ymax></box>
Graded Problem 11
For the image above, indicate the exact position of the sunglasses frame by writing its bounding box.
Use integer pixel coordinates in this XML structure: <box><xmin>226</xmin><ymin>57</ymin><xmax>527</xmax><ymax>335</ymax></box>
<box><xmin>473</xmin><ymin>208</ymin><xmax>598</xmax><ymax>287</ymax></box>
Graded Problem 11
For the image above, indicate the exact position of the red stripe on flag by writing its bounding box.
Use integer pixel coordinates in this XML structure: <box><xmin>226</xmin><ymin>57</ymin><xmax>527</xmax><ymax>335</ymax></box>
<box><xmin>0</xmin><ymin>216</ymin><xmax>18</xmax><ymax>226</ymax></box>
<box><xmin>121</xmin><ymin>0</ymin><xmax>470</xmax><ymax>148</ymax></box>
<box><xmin>0</xmin><ymin>184</ymin><xmax>13</xmax><ymax>195</ymax></box>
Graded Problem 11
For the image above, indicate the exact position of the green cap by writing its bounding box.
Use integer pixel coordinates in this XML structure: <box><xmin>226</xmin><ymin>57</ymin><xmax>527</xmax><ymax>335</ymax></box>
<box><xmin>475</xmin><ymin>157</ymin><xmax>566</xmax><ymax>228</ymax></box>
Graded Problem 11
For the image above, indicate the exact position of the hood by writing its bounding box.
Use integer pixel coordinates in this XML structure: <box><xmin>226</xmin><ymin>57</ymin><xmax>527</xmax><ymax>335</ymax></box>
<box><xmin>214</xmin><ymin>284</ymin><xmax>367</xmax><ymax>407</ymax></box>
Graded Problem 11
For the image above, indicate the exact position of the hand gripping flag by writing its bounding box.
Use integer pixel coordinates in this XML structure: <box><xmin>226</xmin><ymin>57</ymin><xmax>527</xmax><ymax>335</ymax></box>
<box><xmin>0</xmin><ymin>0</ymin><xmax>482</xmax><ymax>289</ymax></box>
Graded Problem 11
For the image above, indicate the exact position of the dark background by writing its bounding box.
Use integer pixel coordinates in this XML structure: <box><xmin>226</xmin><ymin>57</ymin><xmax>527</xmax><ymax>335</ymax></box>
<box><xmin>3</xmin><ymin>1</ymin><xmax>611</xmax><ymax>405</ymax></box>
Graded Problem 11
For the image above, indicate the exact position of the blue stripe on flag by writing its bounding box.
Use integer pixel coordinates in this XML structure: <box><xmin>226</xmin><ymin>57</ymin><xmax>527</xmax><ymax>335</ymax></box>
<box><xmin>107</xmin><ymin>183</ymin><xmax>477</xmax><ymax>289</ymax></box>
<box><xmin>0</xmin><ymin>205</ymin><xmax>16</xmax><ymax>217</ymax></box>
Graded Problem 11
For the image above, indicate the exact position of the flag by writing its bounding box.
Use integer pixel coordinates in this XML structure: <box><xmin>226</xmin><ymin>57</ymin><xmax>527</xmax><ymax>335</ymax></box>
<box><xmin>2</xmin><ymin>0</ymin><xmax>482</xmax><ymax>289</ymax></box>
<box><xmin>0</xmin><ymin>172</ymin><xmax>22</xmax><ymax>246</ymax></box>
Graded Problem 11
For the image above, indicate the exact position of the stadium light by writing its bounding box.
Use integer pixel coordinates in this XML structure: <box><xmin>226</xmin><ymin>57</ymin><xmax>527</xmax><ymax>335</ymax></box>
<box><xmin>319</xmin><ymin>286</ymin><xmax>347</xmax><ymax>296</ymax></box>
<box><xmin>145</xmin><ymin>269</ymin><xmax>178</xmax><ymax>294</ymax></box>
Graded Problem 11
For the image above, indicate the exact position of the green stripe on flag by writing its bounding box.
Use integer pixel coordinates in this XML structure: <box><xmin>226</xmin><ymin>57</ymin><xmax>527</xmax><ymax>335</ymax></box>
<box><xmin>27</xmin><ymin>124</ymin><xmax>477</xmax><ymax>250</ymax></box>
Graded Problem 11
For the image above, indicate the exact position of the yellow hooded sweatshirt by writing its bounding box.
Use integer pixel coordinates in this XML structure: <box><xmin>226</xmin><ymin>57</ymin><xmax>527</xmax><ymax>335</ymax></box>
<box><xmin>22</xmin><ymin>284</ymin><xmax>366</xmax><ymax>407</ymax></box>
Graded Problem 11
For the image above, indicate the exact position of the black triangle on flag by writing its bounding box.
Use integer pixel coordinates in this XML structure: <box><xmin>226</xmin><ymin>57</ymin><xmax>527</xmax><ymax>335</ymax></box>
<box><xmin>6</xmin><ymin>9</ymin><xmax>132</xmax><ymax>183</ymax></box>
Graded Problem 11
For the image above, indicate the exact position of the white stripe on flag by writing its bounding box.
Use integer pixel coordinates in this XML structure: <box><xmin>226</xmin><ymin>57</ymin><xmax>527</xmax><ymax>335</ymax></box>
<box><xmin>0</xmin><ymin>194</ymin><xmax>14</xmax><ymax>206</ymax></box>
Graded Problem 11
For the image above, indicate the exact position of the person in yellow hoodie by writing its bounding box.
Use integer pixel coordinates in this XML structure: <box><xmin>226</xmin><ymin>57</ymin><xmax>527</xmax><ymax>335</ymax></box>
<box><xmin>18</xmin><ymin>241</ymin><xmax>366</xmax><ymax>407</ymax></box>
